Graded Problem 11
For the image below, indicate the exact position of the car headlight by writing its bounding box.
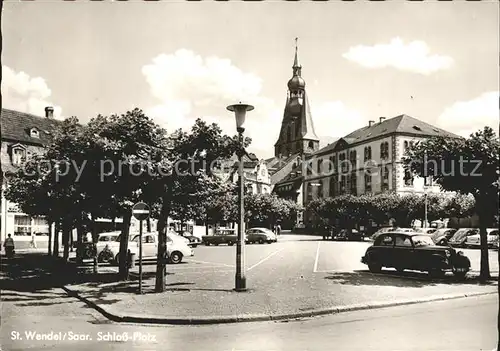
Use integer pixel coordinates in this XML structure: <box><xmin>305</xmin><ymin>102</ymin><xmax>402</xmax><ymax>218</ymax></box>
<box><xmin>445</xmin><ymin>250</ymin><xmax>451</xmax><ymax>257</ymax></box>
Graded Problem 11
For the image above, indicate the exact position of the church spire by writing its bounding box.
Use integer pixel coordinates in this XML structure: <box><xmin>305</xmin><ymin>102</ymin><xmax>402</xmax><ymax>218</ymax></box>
<box><xmin>292</xmin><ymin>37</ymin><xmax>301</xmax><ymax>76</ymax></box>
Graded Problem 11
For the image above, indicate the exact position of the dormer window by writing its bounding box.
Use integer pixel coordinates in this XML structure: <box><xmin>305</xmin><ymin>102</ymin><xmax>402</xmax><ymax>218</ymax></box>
<box><xmin>11</xmin><ymin>145</ymin><xmax>26</xmax><ymax>166</ymax></box>
<box><xmin>30</xmin><ymin>128</ymin><xmax>40</xmax><ymax>138</ymax></box>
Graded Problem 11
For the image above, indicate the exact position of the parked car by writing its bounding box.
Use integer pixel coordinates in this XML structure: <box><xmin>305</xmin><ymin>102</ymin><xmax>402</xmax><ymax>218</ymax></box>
<box><xmin>361</xmin><ymin>232</ymin><xmax>471</xmax><ymax>279</ymax></box>
<box><xmin>177</xmin><ymin>231</ymin><xmax>201</xmax><ymax>247</ymax></box>
<box><xmin>202</xmin><ymin>228</ymin><xmax>238</xmax><ymax>246</ymax></box>
<box><xmin>245</xmin><ymin>228</ymin><xmax>277</xmax><ymax>244</ymax></box>
<box><xmin>98</xmin><ymin>231</ymin><xmax>121</xmax><ymax>243</ymax></box>
<box><xmin>130</xmin><ymin>232</ymin><xmax>194</xmax><ymax>264</ymax></box>
<box><xmin>430</xmin><ymin>228</ymin><xmax>458</xmax><ymax>246</ymax></box>
<box><xmin>97</xmin><ymin>233</ymin><xmax>138</xmax><ymax>264</ymax></box>
<box><xmin>465</xmin><ymin>229</ymin><xmax>499</xmax><ymax>249</ymax></box>
<box><xmin>333</xmin><ymin>229</ymin><xmax>363</xmax><ymax>241</ymax></box>
<box><xmin>370</xmin><ymin>227</ymin><xmax>415</xmax><ymax>241</ymax></box>
<box><xmin>448</xmin><ymin>228</ymin><xmax>479</xmax><ymax>248</ymax></box>
<box><xmin>414</xmin><ymin>228</ymin><xmax>437</xmax><ymax>235</ymax></box>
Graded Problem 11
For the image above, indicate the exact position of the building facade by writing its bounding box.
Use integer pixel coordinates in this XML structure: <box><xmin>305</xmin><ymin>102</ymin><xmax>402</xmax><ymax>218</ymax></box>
<box><xmin>302</xmin><ymin>114</ymin><xmax>460</xmax><ymax>224</ymax></box>
<box><xmin>1</xmin><ymin>107</ymin><xmax>60</xmax><ymax>248</ymax></box>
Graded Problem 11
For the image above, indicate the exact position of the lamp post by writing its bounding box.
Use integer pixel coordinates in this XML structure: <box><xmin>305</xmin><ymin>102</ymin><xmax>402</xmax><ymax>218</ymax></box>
<box><xmin>423</xmin><ymin>187</ymin><xmax>428</xmax><ymax>228</ymax></box>
<box><xmin>227</xmin><ymin>102</ymin><xmax>254</xmax><ymax>292</ymax></box>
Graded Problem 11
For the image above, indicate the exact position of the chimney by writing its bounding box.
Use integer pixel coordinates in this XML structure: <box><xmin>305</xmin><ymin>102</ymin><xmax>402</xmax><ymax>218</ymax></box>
<box><xmin>379</xmin><ymin>117</ymin><xmax>386</xmax><ymax>123</ymax></box>
<box><xmin>368</xmin><ymin>120</ymin><xmax>375</xmax><ymax>127</ymax></box>
<box><xmin>45</xmin><ymin>106</ymin><xmax>54</xmax><ymax>119</ymax></box>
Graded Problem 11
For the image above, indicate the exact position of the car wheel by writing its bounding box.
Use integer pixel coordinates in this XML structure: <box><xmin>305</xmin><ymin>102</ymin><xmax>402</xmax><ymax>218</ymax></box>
<box><xmin>428</xmin><ymin>269</ymin><xmax>445</xmax><ymax>278</ymax></box>
<box><xmin>170</xmin><ymin>251</ymin><xmax>183</xmax><ymax>264</ymax></box>
<box><xmin>368</xmin><ymin>263</ymin><xmax>382</xmax><ymax>273</ymax></box>
<box><xmin>258</xmin><ymin>239</ymin><xmax>264</xmax><ymax>244</ymax></box>
<box><xmin>453</xmin><ymin>270</ymin><xmax>467</xmax><ymax>280</ymax></box>
<box><xmin>114</xmin><ymin>253</ymin><xmax>120</xmax><ymax>266</ymax></box>
<box><xmin>98</xmin><ymin>251</ymin><xmax>112</xmax><ymax>264</ymax></box>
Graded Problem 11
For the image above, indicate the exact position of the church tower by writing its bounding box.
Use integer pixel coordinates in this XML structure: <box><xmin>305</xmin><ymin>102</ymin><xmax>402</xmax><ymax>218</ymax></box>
<box><xmin>274</xmin><ymin>38</ymin><xmax>320</xmax><ymax>158</ymax></box>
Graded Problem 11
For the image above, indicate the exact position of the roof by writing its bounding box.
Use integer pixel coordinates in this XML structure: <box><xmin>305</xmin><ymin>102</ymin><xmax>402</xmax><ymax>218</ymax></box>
<box><xmin>341</xmin><ymin>114</ymin><xmax>460</xmax><ymax>146</ymax></box>
<box><xmin>274</xmin><ymin>162</ymin><xmax>303</xmax><ymax>187</ymax></box>
<box><xmin>311</xmin><ymin>139</ymin><xmax>340</xmax><ymax>156</ymax></box>
<box><xmin>1</xmin><ymin>108</ymin><xmax>62</xmax><ymax>146</ymax></box>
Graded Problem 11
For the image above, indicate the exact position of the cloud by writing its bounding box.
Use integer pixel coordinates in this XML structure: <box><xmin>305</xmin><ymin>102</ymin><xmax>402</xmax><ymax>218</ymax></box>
<box><xmin>312</xmin><ymin>101</ymin><xmax>366</xmax><ymax>139</ymax></box>
<box><xmin>343</xmin><ymin>38</ymin><xmax>453</xmax><ymax>75</ymax></box>
<box><xmin>1</xmin><ymin>65</ymin><xmax>62</xmax><ymax>119</ymax></box>
<box><xmin>437</xmin><ymin>91</ymin><xmax>499</xmax><ymax>137</ymax></box>
<box><xmin>142</xmin><ymin>49</ymin><xmax>282</xmax><ymax>158</ymax></box>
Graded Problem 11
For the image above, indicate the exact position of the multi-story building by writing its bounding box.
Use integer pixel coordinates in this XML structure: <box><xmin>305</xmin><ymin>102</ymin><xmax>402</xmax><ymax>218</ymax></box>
<box><xmin>1</xmin><ymin>107</ymin><xmax>60</xmax><ymax>248</ymax></box>
<box><xmin>302</xmin><ymin>114</ymin><xmax>460</xmax><ymax>224</ymax></box>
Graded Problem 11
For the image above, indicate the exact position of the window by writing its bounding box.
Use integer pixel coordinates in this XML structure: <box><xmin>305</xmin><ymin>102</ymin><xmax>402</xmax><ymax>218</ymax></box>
<box><xmin>395</xmin><ymin>235</ymin><xmax>412</xmax><ymax>247</ymax></box>
<box><xmin>317</xmin><ymin>159</ymin><xmax>323</xmax><ymax>174</ymax></box>
<box><xmin>308</xmin><ymin>141</ymin><xmax>314</xmax><ymax>150</ymax></box>
<box><xmin>14</xmin><ymin>215</ymin><xmax>31</xmax><ymax>236</ymax></box>
<box><xmin>307</xmin><ymin>183</ymin><xmax>313</xmax><ymax>201</ymax></box>
<box><xmin>318</xmin><ymin>181</ymin><xmax>324</xmax><ymax>198</ymax></box>
<box><xmin>339</xmin><ymin>153</ymin><xmax>347</xmax><ymax>173</ymax></box>
<box><xmin>404</xmin><ymin>169</ymin><xmax>414</xmax><ymax>186</ymax></box>
<box><xmin>32</xmin><ymin>217</ymin><xmax>49</xmax><ymax>235</ymax></box>
<box><xmin>30</xmin><ymin>128</ymin><xmax>40</xmax><ymax>138</ymax></box>
<box><xmin>364</xmin><ymin>173</ymin><xmax>372</xmax><ymax>193</ymax></box>
<box><xmin>364</xmin><ymin>147</ymin><xmax>369</xmax><ymax>161</ymax></box>
<box><xmin>349</xmin><ymin>150</ymin><xmax>357</xmax><ymax>169</ymax></box>
<box><xmin>381</xmin><ymin>166</ymin><xmax>390</xmax><ymax>191</ymax></box>
<box><xmin>378</xmin><ymin>235</ymin><xmax>394</xmax><ymax>247</ymax></box>
<box><xmin>340</xmin><ymin>175</ymin><xmax>347</xmax><ymax>194</ymax></box>
<box><xmin>350</xmin><ymin>173</ymin><xmax>357</xmax><ymax>195</ymax></box>
<box><xmin>307</xmin><ymin>162</ymin><xmax>313</xmax><ymax>176</ymax></box>
<box><xmin>12</xmin><ymin>147</ymin><xmax>26</xmax><ymax>166</ymax></box>
<box><xmin>380</xmin><ymin>142</ymin><xmax>389</xmax><ymax>159</ymax></box>
<box><xmin>329</xmin><ymin>176</ymin><xmax>338</xmax><ymax>197</ymax></box>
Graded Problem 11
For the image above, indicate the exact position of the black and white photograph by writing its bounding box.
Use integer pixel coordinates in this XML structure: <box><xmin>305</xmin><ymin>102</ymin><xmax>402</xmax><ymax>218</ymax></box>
<box><xmin>1</xmin><ymin>1</ymin><xmax>499</xmax><ymax>350</ymax></box>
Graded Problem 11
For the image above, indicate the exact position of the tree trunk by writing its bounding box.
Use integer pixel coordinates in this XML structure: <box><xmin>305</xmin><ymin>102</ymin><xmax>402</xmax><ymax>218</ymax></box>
<box><xmin>118</xmin><ymin>212</ymin><xmax>132</xmax><ymax>280</ymax></box>
<box><xmin>147</xmin><ymin>217</ymin><xmax>151</xmax><ymax>232</ymax></box>
<box><xmin>76</xmin><ymin>221</ymin><xmax>85</xmax><ymax>264</ymax></box>
<box><xmin>91</xmin><ymin>213</ymin><xmax>98</xmax><ymax>274</ymax></box>
<box><xmin>62</xmin><ymin>221</ymin><xmax>70</xmax><ymax>262</ymax></box>
<box><xmin>53</xmin><ymin>222</ymin><xmax>60</xmax><ymax>257</ymax></box>
<box><xmin>156</xmin><ymin>186</ymin><xmax>172</xmax><ymax>293</ymax></box>
<box><xmin>498</xmin><ymin>246</ymin><xmax>500</xmax><ymax>350</ymax></box>
<box><xmin>477</xmin><ymin>208</ymin><xmax>491</xmax><ymax>282</ymax></box>
<box><xmin>205</xmin><ymin>214</ymin><xmax>209</xmax><ymax>236</ymax></box>
<box><xmin>47</xmin><ymin>221</ymin><xmax>53</xmax><ymax>256</ymax></box>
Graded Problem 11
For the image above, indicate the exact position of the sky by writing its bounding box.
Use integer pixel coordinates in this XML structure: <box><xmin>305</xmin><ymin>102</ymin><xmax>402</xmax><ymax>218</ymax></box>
<box><xmin>2</xmin><ymin>1</ymin><xmax>499</xmax><ymax>159</ymax></box>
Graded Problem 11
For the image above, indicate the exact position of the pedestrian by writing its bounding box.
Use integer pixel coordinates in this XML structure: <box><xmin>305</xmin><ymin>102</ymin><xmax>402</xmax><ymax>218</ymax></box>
<box><xmin>276</xmin><ymin>223</ymin><xmax>281</xmax><ymax>236</ymax></box>
<box><xmin>4</xmin><ymin>234</ymin><xmax>15</xmax><ymax>257</ymax></box>
<box><xmin>30</xmin><ymin>232</ymin><xmax>37</xmax><ymax>249</ymax></box>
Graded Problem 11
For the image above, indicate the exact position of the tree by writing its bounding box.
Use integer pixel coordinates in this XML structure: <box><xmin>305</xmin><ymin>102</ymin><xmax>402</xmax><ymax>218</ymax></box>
<box><xmin>404</xmin><ymin>126</ymin><xmax>499</xmax><ymax>282</ymax></box>
<box><xmin>147</xmin><ymin>119</ymin><xmax>246</xmax><ymax>292</ymax></box>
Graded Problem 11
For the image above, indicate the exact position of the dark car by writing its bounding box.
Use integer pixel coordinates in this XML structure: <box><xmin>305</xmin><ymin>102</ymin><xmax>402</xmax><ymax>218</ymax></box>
<box><xmin>431</xmin><ymin>228</ymin><xmax>458</xmax><ymax>246</ymax></box>
<box><xmin>333</xmin><ymin>229</ymin><xmax>363</xmax><ymax>241</ymax></box>
<box><xmin>361</xmin><ymin>232</ymin><xmax>470</xmax><ymax>279</ymax></box>
<box><xmin>178</xmin><ymin>231</ymin><xmax>201</xmax><ymax>248</ymax></box>
<box><xmin>245</xmin><ymin>228</ymin><xmax>277</xmax><ymax>244</ymax></box>
<box><xmin>448</xmin><ymin>228</ymin><xmax>479</xmax><ymax>248</ymax></box>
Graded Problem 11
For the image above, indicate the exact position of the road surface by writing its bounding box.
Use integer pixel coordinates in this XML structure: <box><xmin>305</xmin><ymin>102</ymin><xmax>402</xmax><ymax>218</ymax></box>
<box><xmin>2</xmin><ymin>289</ymin><xmax>497</xmax><ymax>351</ymax></box>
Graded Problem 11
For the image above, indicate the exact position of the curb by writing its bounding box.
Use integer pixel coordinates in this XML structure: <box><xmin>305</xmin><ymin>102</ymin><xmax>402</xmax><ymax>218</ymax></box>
<box><xmin>61</xmin><ymin>286</ymin><xmax>496</xmax><ymax>325</ymax></box>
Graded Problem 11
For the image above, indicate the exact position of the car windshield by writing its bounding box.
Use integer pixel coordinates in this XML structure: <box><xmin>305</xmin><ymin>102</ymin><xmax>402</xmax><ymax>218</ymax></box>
<box><xmin>412</xmin><ymin>235</ymin><xmax>435</xmax><ymax>247</ymax></box>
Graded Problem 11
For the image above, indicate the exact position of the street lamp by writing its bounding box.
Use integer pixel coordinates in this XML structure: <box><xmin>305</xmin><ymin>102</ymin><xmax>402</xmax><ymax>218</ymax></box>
<box><xmin>423</xmin><ymin>186</ymin><xmax>428</xmax><ymax>228</ymax></box>
<box><xmin>227</xmin><ymin>102</ymin><xmax>254</xmax><ymax>292</ymax></box>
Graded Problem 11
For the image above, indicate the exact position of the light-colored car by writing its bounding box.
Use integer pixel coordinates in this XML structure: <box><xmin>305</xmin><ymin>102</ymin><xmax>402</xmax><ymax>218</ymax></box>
<box><xmin>465</xmin><ymin>229</ymin><xmax>499</xmax><ymax>249</ymax></box>
<box><xmin>449</xmin><ymin>228</ymin><xmax>479</xmax><ymax>248</ymax></box>
<box><xmin>131</xmin><ymin>232</ymin><xmax>194</xmax><ymax>264</ymax></box>
<box><xmin>96</xmin><ymin>232</ymin><xmax>138</xmax><ymax>264</ymax></box>
<box><xmin>97</xmin><ymin>231</ymin><xmax>120</xmax><ymax>243</ymax></box>
<box><xmin>245</xmin><ymin>228</ymin><xmax>277</xmax><ymax>244</ymax></box>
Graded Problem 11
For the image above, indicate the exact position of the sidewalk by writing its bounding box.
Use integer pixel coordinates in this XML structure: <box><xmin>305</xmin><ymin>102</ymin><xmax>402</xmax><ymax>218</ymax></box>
<box><xmin>63</xmin><ymin>265</ymin><xmax>497</xmax><ymax>325</ymax></box>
